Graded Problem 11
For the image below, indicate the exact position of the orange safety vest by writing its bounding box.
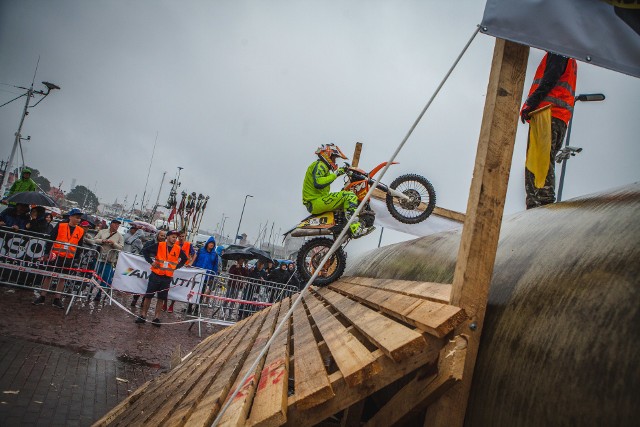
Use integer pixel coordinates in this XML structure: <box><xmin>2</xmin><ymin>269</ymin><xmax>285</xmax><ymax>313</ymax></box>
<box><xmin>51</xmin><ymin>223</ymin><xmax>85</xmax><ymax>258</ymax></box>
<box><xmin>527</xmin><ymin>54</ymin><xmax>577</xmax><ymax>124</ymax></box>
<box><xmin>150</xmin><ymin>242</ymin><xmax>182</xmax><ymax>277</ymax></box>
<box><xmin>181</xmin><ymin>241</ymin><xmax>193</xmax><ymax>265</ymax></box>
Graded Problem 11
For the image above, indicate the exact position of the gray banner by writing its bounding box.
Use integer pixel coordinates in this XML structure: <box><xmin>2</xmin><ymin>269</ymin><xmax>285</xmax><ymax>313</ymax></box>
<box><xmin>481</xmin><ymin>0</ymin><xmax>640</xmax><ymax>78</ymax></box>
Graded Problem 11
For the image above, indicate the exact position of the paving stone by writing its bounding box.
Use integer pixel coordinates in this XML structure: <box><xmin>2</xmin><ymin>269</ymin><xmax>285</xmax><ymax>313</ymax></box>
<box><xmin>0</xmin><ymin>286</ymin><xmax>225</xmax><ymax>425</ymax></box>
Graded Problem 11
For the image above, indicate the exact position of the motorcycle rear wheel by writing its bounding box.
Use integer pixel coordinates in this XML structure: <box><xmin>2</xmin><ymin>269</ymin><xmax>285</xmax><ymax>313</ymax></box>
<box><xmin>296</xmin><ymin>238</ymin><xmax>346</xmax><ymax>286</ymax></box>
<box><xmin>385</xmin><ymin>173</ymin><xmax>436</xmax><ymax>224</ymax></box>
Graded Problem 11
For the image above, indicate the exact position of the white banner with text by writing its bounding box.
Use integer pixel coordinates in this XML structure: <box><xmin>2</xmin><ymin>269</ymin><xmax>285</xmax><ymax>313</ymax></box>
<box><xmin>111</xmin><ymin>252</ymin><xmax>205</xmax><ymax>303</ymax></box>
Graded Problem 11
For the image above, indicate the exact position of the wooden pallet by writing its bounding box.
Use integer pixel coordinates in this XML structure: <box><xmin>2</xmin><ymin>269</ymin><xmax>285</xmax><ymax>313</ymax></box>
<box><xmin>95</xmin><ymin>277</ymin><xmax>466</xmax><ymax>426</ymax></box>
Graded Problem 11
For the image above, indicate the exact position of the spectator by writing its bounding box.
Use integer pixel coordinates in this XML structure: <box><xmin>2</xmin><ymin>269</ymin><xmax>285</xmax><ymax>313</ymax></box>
<box><xmin>520</xmin><ymin>52</ymin><xmax>577</xmax><ymax>209</ymax></box>
<box><xmin>0</xmin><ymin>203</ymin><xmax>30</xmax><ymax>230</ymax></box>
<box><xmin>132</xmin><ymin>230</ymin><xmax>166</xmax><ymax>307</ymax></box>
<box><xmin>32</xmin><ymin>208</ymin><xmax>85</xmax><ymax>309</ymax></box>
<box><xmin>25</xmin><ymin>206</ymin><xmax>49</xmax><ymax>233</ymax></box>
<box><xmin>2</xmin><ymin>168</ymin><xmax>37</xmax><ymax>203</ymax></box>
<box><xmin>265</xmin><ymin>260</ymin><xmax>274</xmax><ymax>277</ymax></box>
<box><xmin>43</xmin><ymin>213</ymin><xmax>55</xmax><ymax>234</ymax></box>
<box><xmin>178</xmin><ymin>231</ymin><xmax>197</xmax><ymax>265</ymax></box>
<box><xmin>266</xmin><ymin>262</ymin><xmax>290</xmax><ymax>303</ymax></box>
<box><xmin>135</xmin><ymin>230</ymin><xmax>188</xmax><ymax>326</ymax></box>
<box><xmin>268</xmin><ymin>262</ymin><xmax>289</xmax><ymax>284</ymax></box>
<box><xmin>287</xmin><ymin>263</ymin><xmax>301</xmax><ymax>291</ymax></box>
<box><xmin>187</xmin><ymin>236</ymin><xmax>219</xmax><ymax>315</ymax></box>
<box><xmin>123</xmin><ymin>224</ymin><xmax>144</xmax><ymax>254</ymax></box>
<box><xmin>229</xmin><ymin>258</ymin><xmax>250</xmax><ymax>320</ymax></box>
<box><xmin>89</xmin><ymin>218</ymin><xmax>124</xmax><ymax>302</ymax></box>
<box><xmin>164</xmin><ymin>231</ymin><xmax>197</xmax><ymax>313</ymax></box>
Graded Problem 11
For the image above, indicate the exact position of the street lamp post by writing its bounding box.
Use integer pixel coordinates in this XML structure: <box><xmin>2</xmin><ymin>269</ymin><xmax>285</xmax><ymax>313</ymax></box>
<box><xmin>234</xmin><ymin>195</ymin><xmax>253</xmax><ymax>244</ymax></box>
<box><xmin>220</xmin><ymin>215</ymin><xmax>229</xmax><ymax>244</ymax></box>
<box><xmin>0</xmin><ymin>80</ymin><xmax>60</xmax><ymax>198</ymax></box>
<box><xmin>556</xmin><ymin>93</ymin><xmax>605</xmax><ymax>202</ymax></box>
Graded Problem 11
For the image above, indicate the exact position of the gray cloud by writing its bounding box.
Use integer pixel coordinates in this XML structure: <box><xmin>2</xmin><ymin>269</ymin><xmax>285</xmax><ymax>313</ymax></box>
<box><xmin>1</xmin><ymin>1</ymin><xmax>638</xmax><ymax>253</ymax></box>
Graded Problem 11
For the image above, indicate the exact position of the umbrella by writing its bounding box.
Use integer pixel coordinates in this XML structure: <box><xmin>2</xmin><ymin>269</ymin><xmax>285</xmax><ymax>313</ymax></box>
<box><xmin>247</xmin><ymin>247</ymin><xmax>276</xmax><ymax>264</ymax></box>
<box><xmin>221</xmin><ymin>247</ymin><xmax>254</xmax><ymax>261</ymax></box>
<box><xmin>5</xmin><ymin>191</ymin><xmax>58</xmax><ymax>207</ymax></box>
<box><xmin>130</xmin><ymin>220</ymin><xmax>157</xmax><ymax>233</ymax></box>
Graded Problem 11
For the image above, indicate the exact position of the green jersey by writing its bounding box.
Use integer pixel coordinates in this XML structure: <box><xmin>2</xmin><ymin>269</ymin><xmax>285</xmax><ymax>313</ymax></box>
<box><xmin>302</xmin><ymin>160</ymin><xmax>338</xmax><ymax>203</ymax></box>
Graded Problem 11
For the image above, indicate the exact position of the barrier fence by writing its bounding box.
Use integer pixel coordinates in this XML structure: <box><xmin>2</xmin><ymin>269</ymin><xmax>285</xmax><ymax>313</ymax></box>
<box><xmin>0</xmin><ymin>226</ymin><xmax>101</xmax><ymax>315</ymax></box>
<box><xmin>0</xmin><ymin>227</ymin><xmax>299</xmax><ymax>330</ymax></box>
<box><xmin>183</xmin><ymin>271</ymin><xmax>299</xmax><ymax>335</ymax></box>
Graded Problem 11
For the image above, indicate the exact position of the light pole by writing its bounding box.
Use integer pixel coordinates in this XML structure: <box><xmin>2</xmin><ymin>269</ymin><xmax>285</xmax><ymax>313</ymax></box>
<box><xmin>220</xmin><ymin>215</ymin><xmax>229</xmax><ymax>244</ymax></box>
<box><xmin>556</xmin><ymin>93</ymin><xmax>605</xmax><ymax>202</ymax></box>
<box><xmin>234</xmin><ymin>194</ymin><xmax>253</xmax><ymax>244</ymax></box>
<box><xmin>0</xmin><ymin>80</ymin><xmax>60</xmax><ymax>198</ymax></box>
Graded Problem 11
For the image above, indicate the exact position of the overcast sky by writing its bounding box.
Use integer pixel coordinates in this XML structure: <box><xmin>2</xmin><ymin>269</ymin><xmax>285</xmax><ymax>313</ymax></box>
<box><xmin>1</xmin><ymin>1</ymin><xmax>638</xmax><ymax>254</ymax></box>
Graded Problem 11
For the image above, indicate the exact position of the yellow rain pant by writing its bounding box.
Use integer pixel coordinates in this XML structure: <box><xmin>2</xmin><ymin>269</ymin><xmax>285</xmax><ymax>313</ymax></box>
<box><xmin>526</xmin><ymin>105</ymin><xmax>552</xmax><ymax>188</ymax></box>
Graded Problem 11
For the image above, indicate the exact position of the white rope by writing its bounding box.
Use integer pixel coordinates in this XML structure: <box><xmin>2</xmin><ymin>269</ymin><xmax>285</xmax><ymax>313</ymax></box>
<box><xmin>211</xmin><ymin>25</ymin><xmax>481</xmax><ymax>426</ymax></box>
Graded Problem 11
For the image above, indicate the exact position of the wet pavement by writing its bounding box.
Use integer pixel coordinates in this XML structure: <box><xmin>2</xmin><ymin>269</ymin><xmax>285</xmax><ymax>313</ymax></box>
<box><xmin>0</xmin><ymin>286</ymin><xmax>224</xmax><ymax>426</ymax></box>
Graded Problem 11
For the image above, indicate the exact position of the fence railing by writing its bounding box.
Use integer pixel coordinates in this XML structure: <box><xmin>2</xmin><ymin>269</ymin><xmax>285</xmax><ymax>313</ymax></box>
<box><xmin>0</xmin><ymin>227</ymin><xmax>300</xmax><ymax>329</ymax></box>
<box><xmin>0</xmin><ymin>226</ymin><xmax>101</xmax><ymax>315</ymax></box>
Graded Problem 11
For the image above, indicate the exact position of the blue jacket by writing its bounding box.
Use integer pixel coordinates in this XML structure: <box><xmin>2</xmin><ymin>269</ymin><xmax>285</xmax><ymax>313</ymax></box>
<box><xmin>193</xmin><ymin>236</ymin><xmax>219</xmax><ymax>274</ymax></box>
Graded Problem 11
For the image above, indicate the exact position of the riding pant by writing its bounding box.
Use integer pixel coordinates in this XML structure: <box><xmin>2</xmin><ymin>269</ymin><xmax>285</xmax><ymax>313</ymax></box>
<box><xmin>306</xmin><ymin>191</ymin><xmax>358</xmax><ymax>216</ymax></box>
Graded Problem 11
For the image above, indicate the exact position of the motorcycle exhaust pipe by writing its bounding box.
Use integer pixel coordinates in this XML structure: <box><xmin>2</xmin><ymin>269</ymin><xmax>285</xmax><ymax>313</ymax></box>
<box><xmin>290</xmin><ymin>229</ymin><xmax>333</xmax><ymax>237</ymax></box>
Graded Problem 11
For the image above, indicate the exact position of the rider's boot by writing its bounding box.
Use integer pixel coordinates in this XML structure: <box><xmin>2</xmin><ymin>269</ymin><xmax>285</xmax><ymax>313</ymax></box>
<box><xmin>348</xmin><ymin>219</ymin><xmax>376</xmax><ymax>239</ymax></box>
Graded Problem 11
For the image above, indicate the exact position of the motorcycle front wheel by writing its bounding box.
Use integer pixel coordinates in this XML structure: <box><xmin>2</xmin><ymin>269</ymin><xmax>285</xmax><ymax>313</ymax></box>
<box><xmin>385</xmin><ymin>173</ymin><xmax>436</xmax><ymax>224</ymax></box>
<box><xmin>296</xmin><ymin>237</ymin><xmax>346</xmax><ymax>286</ymax></box>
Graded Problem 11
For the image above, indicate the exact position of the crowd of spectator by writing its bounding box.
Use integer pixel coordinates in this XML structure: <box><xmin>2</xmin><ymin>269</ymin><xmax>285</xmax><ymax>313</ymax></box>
<box><xmin>1</xmin><ymin>196</ymin><xmax>299</xmax><ymax>322</ymax></box>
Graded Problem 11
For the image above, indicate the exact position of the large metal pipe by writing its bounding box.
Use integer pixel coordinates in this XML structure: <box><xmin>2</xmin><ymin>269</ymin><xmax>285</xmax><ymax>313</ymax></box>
<box><xmin>346</xmin><ymin>183</ymin><xmax>640</xmax><ymax>426</ymax></box>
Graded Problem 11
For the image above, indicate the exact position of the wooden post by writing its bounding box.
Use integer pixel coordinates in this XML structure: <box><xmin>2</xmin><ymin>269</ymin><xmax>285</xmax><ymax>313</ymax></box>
<box><xmin>351</xmin><ymin>142</ymin><xmax>363</xmax><ymax>168</ymax></box>
<box><xmin>424</xmin><ymin>38</ymin><xmax>529</xmax><ymax>426</ymax></box>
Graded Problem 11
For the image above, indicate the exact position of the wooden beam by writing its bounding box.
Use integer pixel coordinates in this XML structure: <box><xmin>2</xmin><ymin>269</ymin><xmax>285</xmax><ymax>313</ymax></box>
<box><xmin>286</xmin><ymin>338</ymin><xmax>443</xmax><ymax>426</ymax></box>
<box><xmin>364</xmin><ymin>335</ymin><xmax>467</xmax><ymax>427</ymax></box>
<box><xmin>351</xmin><ymin>142</ymin><xmax>363</xmax><ymax>168</ymax></box>
<box><xmin>424</xmin><ymin>38</ymin><xmax>529</xmax><ymax>426</ymax></box>
<box><xmin>371</xmin><ymin>188</ymin><xmax>465</xmax><ymax>223</ymax></box>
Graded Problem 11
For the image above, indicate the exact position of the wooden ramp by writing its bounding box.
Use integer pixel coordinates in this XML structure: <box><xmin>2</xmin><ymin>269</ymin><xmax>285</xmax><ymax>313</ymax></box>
<box><xmin>95</xmin><ymin>277</ymin><xmax>467</xmax><ymax>426</ymax></box>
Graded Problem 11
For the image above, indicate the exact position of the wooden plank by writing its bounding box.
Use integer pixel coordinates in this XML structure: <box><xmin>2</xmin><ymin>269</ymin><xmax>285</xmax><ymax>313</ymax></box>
<box><xmin>108</xmin><ymin>320</ymin><xmax>245</xmax><ymax>425</ymax></box>
<box><xmin>351</xmin><ymin>142</ymin><xmax>363</xmax><ymax>168</ymax></box>
<box><xmin>216</xmin><ymin>300</ymin><xmax>283</xmax><ymax>426</ymax></box>
<box><xmin>285</xmin><ymin>334</ymin><xmax>443</xmax><ymax>426</ymax></box>
<box><xmin>364</xmin><ymin>335</ymin><xmax>467</xmax><ymax>427</ymax></box>
<box><xmin>286</xmin><ymin>294</ymin><xmax>334</xmax><ymax>409</ymax></box>
<box><xmin>316</xmin><ymin>288</ymin><xmax>426</xmax><ymax>362</ymax></box>
<box><xmin>338</xmin><ymin>277</ymin><xmax>451</xmax><ymax>304</ymax></box>
<box><xmin>247</xmin><ymin>298</ymin><xmax>292</xmax><ymax>426</ymax></box>
<box><xmin>425</xmin><ymin>39</ymin><xmax>529</xmax><ymax>427</ymax></box>
<box><xmin>163</xmin><ymin>308</ymin><xmax>270</xmax><ymax>426</ymax></box>
<box><xmin>329</xmin><ymin>282</ymin><xmax>466</xmax><ymax>338</ymax></box>
<box><xmin>371</xmin><ymin>188</ymin><xmax>465</xmax><ymax>223</ymax></box>
<box><xmin>304</xmin><ymin>291</ymin><xmax>380</xmax><ymax>388</ymax></box>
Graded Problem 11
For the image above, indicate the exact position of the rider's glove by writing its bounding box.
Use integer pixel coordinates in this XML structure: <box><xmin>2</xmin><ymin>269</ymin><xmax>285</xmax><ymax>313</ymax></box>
<box><xmin>335</xmin><ymin>167</ymin><xmax>346</xmax><ymax>177</ymax></box>
<box><xmin>520</xmin><ymin>104</ymin><xmax>533</xmax><ymax>123</ymax></box>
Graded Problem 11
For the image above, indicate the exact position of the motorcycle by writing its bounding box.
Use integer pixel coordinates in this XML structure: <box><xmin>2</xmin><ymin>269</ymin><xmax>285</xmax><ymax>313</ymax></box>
<box><xmin>285</xmin><ymin>161</ymin><xmax>436</xmax><ymax>286</ymax></box>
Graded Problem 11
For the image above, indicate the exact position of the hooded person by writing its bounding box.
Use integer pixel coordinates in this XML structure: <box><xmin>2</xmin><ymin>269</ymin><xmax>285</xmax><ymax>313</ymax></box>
<box><xmin>3</xmin><ymin>168</ymin><xmax>37</xmax><ymax>203</ymax></box>
<box><xmin>188</xmin><ymin>236</ymin><xmax>219</xmax><ymax>315</ymax></box>
<box><xmin>123</xmin><ymin>225</ymin><xmax>145</xmax><ymax>254</ymax></box>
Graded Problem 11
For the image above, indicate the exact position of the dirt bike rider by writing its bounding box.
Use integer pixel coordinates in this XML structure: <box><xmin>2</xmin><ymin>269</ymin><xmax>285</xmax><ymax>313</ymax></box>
<box><xmin>302</xmin><ymin>143</ymin><xmax>375</xmax><ymax>238</ymax></box>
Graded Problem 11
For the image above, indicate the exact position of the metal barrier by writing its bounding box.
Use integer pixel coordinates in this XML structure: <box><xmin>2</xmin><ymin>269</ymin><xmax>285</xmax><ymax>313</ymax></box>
<box><xmin>0</xmin><ymin>227</ymin><xmax>101</xmax><ymax>315</ymax></box>
<box><xmin>185</xmin><ymin>271</ymin><xmax>299</xmax><ymax>336</ymax></box>
<box><xmin>0</xmin><ymin>229</ymin><xmax>299</xmax><ymax>328</ymax></box>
